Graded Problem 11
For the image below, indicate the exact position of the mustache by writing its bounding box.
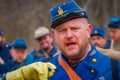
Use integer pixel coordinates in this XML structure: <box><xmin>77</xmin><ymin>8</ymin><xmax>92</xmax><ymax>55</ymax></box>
<box><xmin>64</xmin><ymin>40</ymin><xmax>77</xmax><ymax>47</ymax></box>
<box><xmin>64</xmin><ymin>39</ymin><xmax>77</xmax><ymax>43</ymax></box>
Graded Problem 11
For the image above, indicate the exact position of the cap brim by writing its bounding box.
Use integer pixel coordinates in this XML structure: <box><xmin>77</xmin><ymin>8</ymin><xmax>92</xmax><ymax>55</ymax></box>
<box><xmin>10</xmin><ymin>43</ymin><xmax>27</xmax><ymax>50</ymax></box>
<box><xmin>51</xmin><ymin>12</ymin><xmax>87</xmax><ymax>29</ymax></box>
<box><xmin>91</xmin><ymin>34</ymin><xmax>105</xmax><ymax>38</ymax></box>
<box><xmin>35</xmin><ymin>33</ymin><xmax>50</xmax><ymax>40</ymax></box>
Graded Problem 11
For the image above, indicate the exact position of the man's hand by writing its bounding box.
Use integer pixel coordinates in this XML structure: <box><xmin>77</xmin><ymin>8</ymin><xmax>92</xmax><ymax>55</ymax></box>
<box><xmin>6</xmin><ymin>62</ymin><xmax>56</xmax><ymax>80</ymax></box>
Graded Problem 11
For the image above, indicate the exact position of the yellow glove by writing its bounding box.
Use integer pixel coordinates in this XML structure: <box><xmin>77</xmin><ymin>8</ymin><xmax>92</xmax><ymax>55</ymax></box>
<box><xmin>6</xmin><ymin>62</ymin><xmax>56</xmax><ymax>80</ymax></box>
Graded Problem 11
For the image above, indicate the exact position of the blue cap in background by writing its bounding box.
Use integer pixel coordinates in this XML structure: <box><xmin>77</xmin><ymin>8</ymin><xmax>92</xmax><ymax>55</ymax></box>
<box><xmin>107</xmin><ymin>16</ymin><xmax>120</xmax><ymax>28</ymax></box>
<box><xmin>50</xmin><ymin>0</ymin><xmax>88</xmax><ymax>29</ymax></box>
<box><xmin>91</xmin><ymin>28</ymin><xmax>106</xmax><ymax>38</ymax></box>
<box><xmin>10</xmin><ymin>38</ymin><xmax>27</xmax><ymax>50</ymax></box>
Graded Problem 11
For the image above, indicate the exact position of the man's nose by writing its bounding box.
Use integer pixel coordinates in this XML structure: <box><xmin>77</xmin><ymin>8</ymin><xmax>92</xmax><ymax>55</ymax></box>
<box><xmin>93</xmin><ymin>39</ymin><xmax>98</xmax><ymax>44</ymax></box>
<box><xmin>39</xmin><ymin>38</ymin><xmax>46</xmax><ymax>43</ymax></box>
<box><xmin>65</xmin><ymin>29</ymin><xmax>74</xmax><ymax>39</ymax></box>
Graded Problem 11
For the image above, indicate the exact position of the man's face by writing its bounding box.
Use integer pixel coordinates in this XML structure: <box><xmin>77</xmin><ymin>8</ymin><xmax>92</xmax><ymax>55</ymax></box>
<box><xmin>37</xmin><ymin>35</ymin><xmax>53</xmax><ymax>50</ymax></box>
<box><xmin>91</xmin><ymin>35</ymin><xmax>107</xmax><ymax>48</ymax></box>
<box><xmin>108</xmin><ymin>28</ymin><xmax>120</xmax><ymax>41</ymax></box>
<box><xmin>10</xmin><ymin>49</ymin><xmax>27</xmax><ymax>63</ymax></box>
<box><xmin>52</xmin><ymin>18</ymin><xmax>92</xmax><ymax>59</ymax></box>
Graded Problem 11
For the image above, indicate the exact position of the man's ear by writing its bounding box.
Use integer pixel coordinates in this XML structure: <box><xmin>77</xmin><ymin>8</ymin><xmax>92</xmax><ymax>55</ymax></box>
<box><xmin>52</xmin><ymin>29</ymin><xmax>55</xmax><ymax>39</ymax></box>
<box><xmin>104</xmin><ymin>37</ymin><xmax>108</xmax><ymax>42</ymax></box>
<box><xmin>87</xmin><ymin>24</ymin><xmax>92</xmax><ymax>38</ymax></box>
<box><xmin>10</xmin><ymin>49</ymin><xmax>13</xmax><ymax>56</ymax></box>
<box><xmin>25</xmin><ymin>50</ymin><xmax>28</xmax><ymax>54</ymax></box>
<box><xmin>88</xmin><ymin>24</ymin><xmax>92</xmax><ymax>34</ymax></box>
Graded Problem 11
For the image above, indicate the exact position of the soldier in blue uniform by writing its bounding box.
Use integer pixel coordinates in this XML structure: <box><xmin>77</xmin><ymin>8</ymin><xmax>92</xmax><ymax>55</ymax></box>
<box><xmin>106</xmin><ymin>17</ymin><xmax>120</xmax><ymax>80</ymax></box>
<box><xmin>106</xmin><ymin>16</ymin><xmax>120</xmax><ymax>51</ymax></box>
<box><xmin>0</xmin><ymin>38</ymin><xmax>34</xmax><ymax>79</ymax></box>
<box><xmin>48</xmin><ymin>0</ymin><xmax>115</xmax><ymax>80</ymax></box>
<box><xmin>0</xmin><ymin>29</ymin><xmax>12</xmax><ymax>64</ymax></box>
<box><xmin>91</xmin><ymin>28</ymin><xmax>111</xmax><ymax>49</ymax></box>
<box><xmin>2</xmin><ymin>0</ymin><xmax>120</xmax><ymax>80</ymax></box>
<box><xmin>31</xmin><ymin>27</ymin><xmax>59</xmax><ymax>62</ymax></box>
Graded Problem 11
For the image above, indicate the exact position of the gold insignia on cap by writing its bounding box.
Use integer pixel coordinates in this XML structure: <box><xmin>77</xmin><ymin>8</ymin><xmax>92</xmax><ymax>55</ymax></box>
<box><xmin>90</xmin><ymin>69</ymin><xmax>95</xmax><ymax>74</ymax></box>
<box><xmin>92</xmin><ymin>58</ymin><xmax>97</xmax><ymax>63</ymax></box>
<box><xmin>94</xmin><ymin>30</ymin><xmax>98</xmax><ymax>34</ymax></box>
<box><xmin>81</xmin><ymin>12</ymin><xmax>84</xmax><ymax>16</ymax></box>
<box><xmin>58</xmin><ymin>7</ymin><xmax>64</xmax><ymax>15</ymax></box>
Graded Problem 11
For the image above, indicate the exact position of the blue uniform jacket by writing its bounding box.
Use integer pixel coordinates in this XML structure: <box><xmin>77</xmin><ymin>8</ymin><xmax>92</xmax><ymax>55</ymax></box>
<box><xmin>31</xmin><ymin>45</ymin><xmax>58</xmax><ymax>62</ymax></box>
<box><xmin>49</xmin><ymin>46</ymin><xmax>119</xmax><ymax>80</ymax></box>
<box><xmin>0</xmin><ymin>42</ymin><xmax>12</xmax><ymax>63</ymax></box>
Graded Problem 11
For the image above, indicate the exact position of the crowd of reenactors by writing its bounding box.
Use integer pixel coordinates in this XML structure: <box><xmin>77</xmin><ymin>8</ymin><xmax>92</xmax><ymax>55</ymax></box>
<box><xmin>0</xmin><ymin>0</ymin><xmax>120</xmax><ymax>80</ymax></box>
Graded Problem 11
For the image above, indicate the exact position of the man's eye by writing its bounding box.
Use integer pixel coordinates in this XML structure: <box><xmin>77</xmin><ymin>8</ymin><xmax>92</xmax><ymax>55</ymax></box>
<box><xmin>72</xmin><ymin>28</ymin><xmax>80</xmax><ymax>31</ymax></box>
<box><xmin>72</xmin><ymin>28</ymin><xmax>78</xmax><ymax>30</ymax></box>
<box><xmin>58</xmin><ymin>29</ymin><xmax>66</xmax><ymax>32</ymax></box>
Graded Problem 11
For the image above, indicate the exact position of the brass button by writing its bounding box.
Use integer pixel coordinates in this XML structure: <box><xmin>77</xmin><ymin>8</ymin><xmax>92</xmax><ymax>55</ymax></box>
<box><xmin>81</xmin><ymin>12</ymin><xmax>84</xmax><ymax>15</ymax></box>
<box><xmin>90</xmin><ymin>69</ymin><xmax>95</xmax><ymax>74</ymax></box>
<box><xmin>92</xmin><ymin>58</ymin><xmax>97</xmax><ymax>63</ymax></box>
